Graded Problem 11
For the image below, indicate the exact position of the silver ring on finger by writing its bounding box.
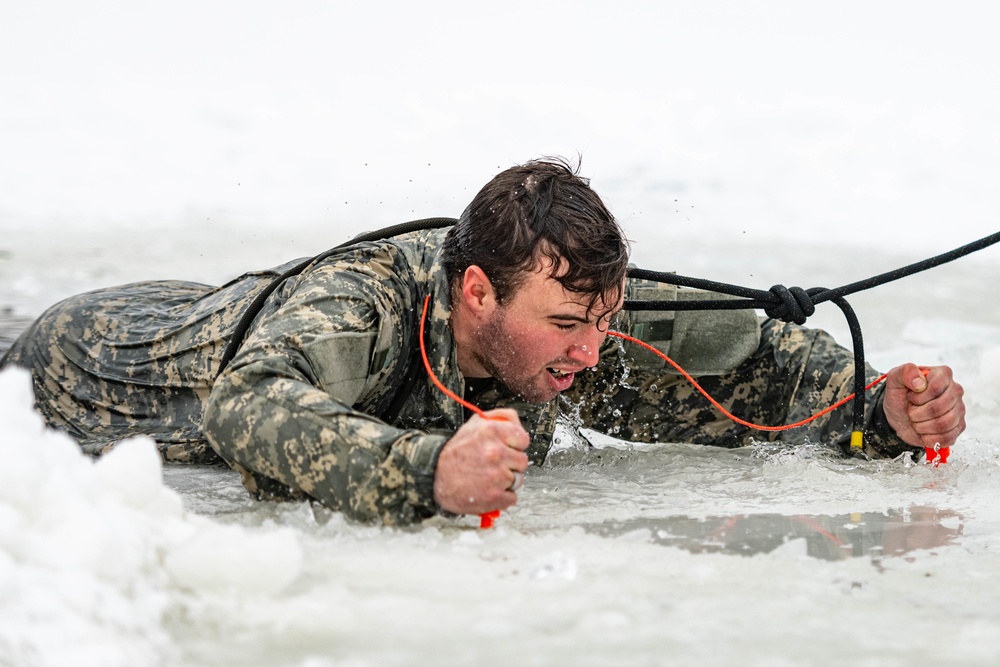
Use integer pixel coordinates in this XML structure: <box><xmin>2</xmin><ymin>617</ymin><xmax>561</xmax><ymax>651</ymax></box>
<box><xmin>508</xmin><ymin>470</ymin><xmax>524</xmax><ymax>492</ymax></box>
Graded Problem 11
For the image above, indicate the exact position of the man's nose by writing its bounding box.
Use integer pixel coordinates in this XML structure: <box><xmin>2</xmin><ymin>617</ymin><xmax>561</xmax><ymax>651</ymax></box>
<box><xmin>567</xmin><ymin>328</ymin><xmax>606</xmax><ymax>368</ymax></box>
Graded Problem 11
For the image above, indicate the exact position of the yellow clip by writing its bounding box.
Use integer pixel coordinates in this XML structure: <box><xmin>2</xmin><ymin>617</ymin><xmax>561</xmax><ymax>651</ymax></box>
<box><xmin>850</xmin><ymin>431</ymin><xmax>864</xmax><ymax>450</ymax></box>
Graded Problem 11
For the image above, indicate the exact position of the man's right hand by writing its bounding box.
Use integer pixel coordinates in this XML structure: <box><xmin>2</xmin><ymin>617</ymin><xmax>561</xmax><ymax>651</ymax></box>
<box><xmin>432</xmin><ymin>408</ymin><xmax>530</xmax><ymax>516</ymax></box>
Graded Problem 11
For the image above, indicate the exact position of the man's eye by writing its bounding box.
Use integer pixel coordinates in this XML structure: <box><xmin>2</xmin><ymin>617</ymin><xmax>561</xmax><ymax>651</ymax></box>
<box><xmin>555</xmin><ymin>322</ymin><xmax>577</xmax><ymax>331</ymax></box>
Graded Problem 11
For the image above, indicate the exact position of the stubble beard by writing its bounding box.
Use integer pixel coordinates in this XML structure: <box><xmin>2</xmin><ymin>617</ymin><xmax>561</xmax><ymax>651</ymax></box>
<box><xmin>472</xmin><ymin>306</ymin><xmax>555</xmax><ymax>404</ymax></box>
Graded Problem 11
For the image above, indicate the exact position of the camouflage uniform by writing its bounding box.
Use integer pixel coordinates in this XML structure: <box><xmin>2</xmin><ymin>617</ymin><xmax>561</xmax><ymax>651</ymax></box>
<box><xmin>566</xmin><ymin>319</ymin><xmax>908</xmax><ymax>457</ymax></box>
<box><xmin>1</xmin><ymin>228</ymin><xmax>913</xmax><ymax>525</ymax></box>
<box><xmin>0</xmin><ymin>260</ymin><xmax>302</xmax><ymax>462</ymax></box>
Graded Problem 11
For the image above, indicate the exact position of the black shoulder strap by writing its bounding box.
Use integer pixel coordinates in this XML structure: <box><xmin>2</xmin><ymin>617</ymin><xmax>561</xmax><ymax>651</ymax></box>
<box><xmin>216</xmin><ymin>217</ymin><xmax>456</xmax><ymax>377</ymax></box>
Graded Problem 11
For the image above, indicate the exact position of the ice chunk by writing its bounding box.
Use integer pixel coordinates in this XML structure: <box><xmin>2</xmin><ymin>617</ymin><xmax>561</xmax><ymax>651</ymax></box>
<box><xmin>165</xmin><ymin>522</ymin><xmax>302</xmax><ymax>596</ymax></box>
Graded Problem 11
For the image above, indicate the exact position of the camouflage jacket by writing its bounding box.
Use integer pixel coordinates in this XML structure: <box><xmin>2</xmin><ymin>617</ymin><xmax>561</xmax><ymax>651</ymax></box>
<box><xmin>1</xmin><ymin>227</ymin><xmax>914</xmax><ymax>525</ymax></box>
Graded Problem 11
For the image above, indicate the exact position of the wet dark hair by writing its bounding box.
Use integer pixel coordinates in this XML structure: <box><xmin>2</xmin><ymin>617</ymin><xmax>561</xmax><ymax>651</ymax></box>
<box><xmin>442</xmin><ymin>157</ymin><xmax>630</xmax><ymax>316</ymax></box>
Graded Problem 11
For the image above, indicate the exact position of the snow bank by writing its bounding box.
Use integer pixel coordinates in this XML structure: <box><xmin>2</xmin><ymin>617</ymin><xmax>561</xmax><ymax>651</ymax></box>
<box><xmin>0</xmin><ymin>367</ymin><xmax>302</xmax><ymax>667</ymax></box>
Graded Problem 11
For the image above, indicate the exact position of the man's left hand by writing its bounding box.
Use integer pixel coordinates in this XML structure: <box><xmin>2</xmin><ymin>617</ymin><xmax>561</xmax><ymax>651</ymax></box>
<box><xmin>883</xmin><ymin>363</ymin><xmax>966</xmax><ymax>450</ymax></box>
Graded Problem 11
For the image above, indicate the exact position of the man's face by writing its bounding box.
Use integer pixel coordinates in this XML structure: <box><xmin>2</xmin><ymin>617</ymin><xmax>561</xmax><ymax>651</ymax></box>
<box><xmin>469</xmin><ymin>261</ymin><xmax>623</xmax><ymax>403</ymax></box>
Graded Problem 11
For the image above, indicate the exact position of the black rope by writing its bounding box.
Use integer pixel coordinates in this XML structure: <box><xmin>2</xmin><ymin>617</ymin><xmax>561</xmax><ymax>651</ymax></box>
<box><xmin>216</xmin><ymin>217</ymin><xmax>457</xmax><ymax>376</ymax></box>
<box><xmin>625</xmin><ymin>229</ymin><xmax>1000</xmax><ymax>443</ymax></box>
<box><xmin>215</xmin><ymin>214</ymin><xmax>998</xmax><ymax>450</ymax></box>
<box><xmin>627</xmin><ymin>230</ymin><xmax>1000</xmax><ymax>314</ymax></box>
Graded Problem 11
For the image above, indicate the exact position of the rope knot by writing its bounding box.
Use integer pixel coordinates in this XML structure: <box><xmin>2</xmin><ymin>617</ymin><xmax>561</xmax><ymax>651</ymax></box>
<box><xmin>765</xmin><ymin>285</ymin><xmax>817</xmax><ymax>325</ymax></box>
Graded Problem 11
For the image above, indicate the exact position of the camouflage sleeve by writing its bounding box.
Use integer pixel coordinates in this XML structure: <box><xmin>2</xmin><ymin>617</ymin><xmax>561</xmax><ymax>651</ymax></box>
<box><xmin>203</xmin><ymin>251</ymin><xmax>446</xmax><ymax>526</ymax></box>
<box><xmin>566</xmin><ymin>318</ymin><xmax>918</xmax><ymax>459</ymax></box>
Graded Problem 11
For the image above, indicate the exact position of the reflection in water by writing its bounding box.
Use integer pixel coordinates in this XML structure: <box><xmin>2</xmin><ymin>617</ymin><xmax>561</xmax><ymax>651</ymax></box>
<box><xmin>587</xmin><ymin>506</ymin><xmax>963</xmax><ymax>562</ymax></box>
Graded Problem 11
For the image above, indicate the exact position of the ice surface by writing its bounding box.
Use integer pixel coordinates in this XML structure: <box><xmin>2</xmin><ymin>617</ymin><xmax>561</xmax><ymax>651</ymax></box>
<box><xmin>3</xmin><ymin>2</ymin><xmax>1000</xmax><ymax>665</ymax></box>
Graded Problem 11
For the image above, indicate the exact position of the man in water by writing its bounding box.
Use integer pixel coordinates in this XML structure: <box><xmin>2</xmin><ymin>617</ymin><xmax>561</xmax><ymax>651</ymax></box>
<box><xmin>0</xmin><ymin>158</ymin><xmax>966</xmax><ymax>525</ymax></box>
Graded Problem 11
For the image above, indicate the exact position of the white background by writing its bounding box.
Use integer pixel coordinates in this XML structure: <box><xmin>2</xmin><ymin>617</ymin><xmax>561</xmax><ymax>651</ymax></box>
<box><xmin>3</xmin><ymin>3</ymin><xmax>1000</xmax><ymax>666</ymax></box>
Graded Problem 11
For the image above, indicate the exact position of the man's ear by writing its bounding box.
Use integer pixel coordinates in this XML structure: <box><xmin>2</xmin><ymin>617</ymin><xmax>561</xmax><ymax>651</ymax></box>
<box><xmin>460</xmin><ymin>265</ymin><xmax>496</xmax><ymax>316</ymax></box>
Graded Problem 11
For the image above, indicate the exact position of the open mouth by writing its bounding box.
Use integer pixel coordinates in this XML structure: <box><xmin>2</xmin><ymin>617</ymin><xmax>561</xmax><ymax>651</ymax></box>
<box><xmin>546</xmin><ymin>367</ymin><xmax>576</xmax><ymax>392</ymax></box>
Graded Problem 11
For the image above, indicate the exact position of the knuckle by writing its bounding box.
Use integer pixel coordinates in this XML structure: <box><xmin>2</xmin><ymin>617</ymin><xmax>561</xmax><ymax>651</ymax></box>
<box><xmin>920</xmin><ymin>413</ymin><xmax>960</xmax><ymax>437</ymax></box>
<box><xmin>483</xmin><ymin>445</ymin><xmax>504</xmax><ymax>465</ymax></box>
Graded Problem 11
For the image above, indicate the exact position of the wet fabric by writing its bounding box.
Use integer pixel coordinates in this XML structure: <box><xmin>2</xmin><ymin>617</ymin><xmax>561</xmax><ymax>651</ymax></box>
<box><xmin>564</xmin><ymin>319</ymin><xmax>908</xmax><ymax>458</ymax></box>
<box><xmin>0</xmin><ymin>261</ymin><xmax>301</xmax><ymax>461</ymax></box>
<box><xmin>1</xmin><ymin>227</ymin><xmax>915</xmax><ymax>525</ymax></box>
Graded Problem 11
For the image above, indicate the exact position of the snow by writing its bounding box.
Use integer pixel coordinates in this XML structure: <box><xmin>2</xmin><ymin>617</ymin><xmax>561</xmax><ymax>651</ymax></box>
<box><xmin>3</xmin><ymin>1</ymin><xmax>1000</xmax><ymax>665</ymax></box>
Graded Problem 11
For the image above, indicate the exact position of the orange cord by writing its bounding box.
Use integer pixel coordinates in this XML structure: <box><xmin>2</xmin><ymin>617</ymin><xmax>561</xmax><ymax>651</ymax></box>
<box><xmin>607</xmin><ymin>330</ymin><xmax>888</xmax><ymax>432</ymax></box>
<box><xmin>419</xmin><ymin>295</ymin><xmax>490</xmax><ymax>419</ymax></box>
<box><xmin>609</xmin><ymin>331</ymin><xmax>948</xmax><ymax>463</ymax></box>
<box><xmin>419</xmin><ymin>295</ymin><xmax>509</xmax><ymax>528</ymax></box>
<box><xmin>419</xmin><ymin>296</ymin><xmax>949</xmax><ymax>527</ymax></box>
